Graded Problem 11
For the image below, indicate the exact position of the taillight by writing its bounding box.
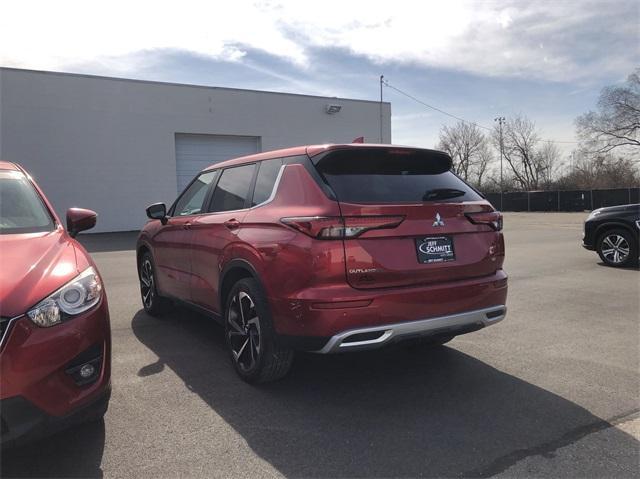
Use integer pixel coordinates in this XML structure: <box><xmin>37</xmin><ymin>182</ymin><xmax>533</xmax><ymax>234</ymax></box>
<box><xmin>281</xmin><ymin>215</ymin><xmax>404</xmax><ymax>239</ymax></box>
<box><xmin>465</xmin><ymin>211</ymin><xmax>503</xmax><ymax>231</ymax></box>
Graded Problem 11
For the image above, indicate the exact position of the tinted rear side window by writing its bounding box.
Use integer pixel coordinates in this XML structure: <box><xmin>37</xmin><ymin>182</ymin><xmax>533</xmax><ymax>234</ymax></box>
<box><xmin>209</xmin><ymin>164</ymin><xmax>256</xmax><ymax>212</ymax></box>
<box><xmin>314</xmin><ymin>148</ymin><xmax>481</xmax><ymax>204</ymax></box>
<box><xmin>252</xmin><ymin>159</ymin><xmax>282</xmax><ymax>206</ymax></box>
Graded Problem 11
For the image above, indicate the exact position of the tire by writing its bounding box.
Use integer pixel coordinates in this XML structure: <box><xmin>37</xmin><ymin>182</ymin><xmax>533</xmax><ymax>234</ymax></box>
<box><xmin>224</xmin><ymin>278</ymin><xmax>293</xmax><ymax>384</ymax></box>
<box><xmin>597</xmin><ymin>228</ymin><xmax>638</xmax><ymax>268</ymax></box>
<box><xmin>139</xmin><ymin>252</ymin><xmax>171</xmax><ymax>316</ymax></box>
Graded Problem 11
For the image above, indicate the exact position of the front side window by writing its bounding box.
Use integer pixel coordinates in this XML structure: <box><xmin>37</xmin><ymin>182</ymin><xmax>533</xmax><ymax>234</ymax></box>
<box><xmin>252</xmin><ymin>159</ymin><xmax>282</xmax><ymax>206</ymax></box>
<box><xmin>209</xmin><ymin>164</ymin><xmax>256</xmax><ymax>213</ymax></box>
<box><xmin>0</xmin><ymin>171</ymin><xmax>55</xmax><ymax>234</ymax></box>
<box><xmin>173</xmin><ymin>171</ymin><xmax>217</xmax><ymax>216</ymax></box>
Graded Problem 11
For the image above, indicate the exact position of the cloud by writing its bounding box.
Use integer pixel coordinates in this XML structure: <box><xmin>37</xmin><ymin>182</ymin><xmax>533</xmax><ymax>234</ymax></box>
<box><xmin>1</xmin><ymin>0</ymin><xmax>637</xmax><ymax>83</ymax></box>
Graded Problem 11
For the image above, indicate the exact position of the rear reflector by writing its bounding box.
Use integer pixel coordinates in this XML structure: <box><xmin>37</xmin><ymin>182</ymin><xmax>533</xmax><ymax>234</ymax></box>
<box><xmin>485</xmin><ymin>308</ymin><xmax>505</xmax><ymax>319</ymax></box>
<box><xmin>465</xmin><ymin>211</ymin><xmax>503</xmax><ymax>231</ymax></box>
<box><xmin>281</xmin><ymin>215</ymin><xmax>404</xmax><ymax>239</ymax></box>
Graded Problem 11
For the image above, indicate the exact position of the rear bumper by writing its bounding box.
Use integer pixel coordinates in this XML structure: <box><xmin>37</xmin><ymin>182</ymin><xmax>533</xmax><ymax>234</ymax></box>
<box><xmin>272</xmin><ymin>269</ymin><xmax>508</xmax><ymax>348</ymax></box>
<box><xmin>317</xmin><ymin>305</ymin><xmax>506</xmax><ymax>353</ymax></box>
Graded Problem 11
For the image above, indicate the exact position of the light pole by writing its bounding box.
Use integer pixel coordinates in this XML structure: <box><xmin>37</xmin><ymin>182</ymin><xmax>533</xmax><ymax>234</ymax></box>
<box><xmin>494</xmin><ymin>116</ymin><xmax>506</xmax><ymax>210</ymax></box>
<box><xmin>379</xmin><ymin>75</ymin><xmax>384</xmax><ymax>143</ymax></box>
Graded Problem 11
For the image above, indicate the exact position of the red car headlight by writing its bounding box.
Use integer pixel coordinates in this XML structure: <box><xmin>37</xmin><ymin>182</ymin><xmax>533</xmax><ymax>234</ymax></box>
<box><xmin>27</xmin><ymin>267</ymin><xmax>103</xmax><ymax>327</ymax></box>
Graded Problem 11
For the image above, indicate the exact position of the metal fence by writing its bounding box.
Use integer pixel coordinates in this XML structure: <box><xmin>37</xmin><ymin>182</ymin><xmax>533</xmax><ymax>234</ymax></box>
<box><xmin>485</xmin><ymin>188</ymin><xmax>640</xmax><ymax>212</ymax></box>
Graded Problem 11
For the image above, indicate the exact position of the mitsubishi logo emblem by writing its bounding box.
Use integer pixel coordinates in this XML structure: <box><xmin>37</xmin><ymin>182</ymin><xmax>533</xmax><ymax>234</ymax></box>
<box><xmin>433</xmin><ymin>213</ymin><xmax>445</xmax><ymax>227</ymax></box>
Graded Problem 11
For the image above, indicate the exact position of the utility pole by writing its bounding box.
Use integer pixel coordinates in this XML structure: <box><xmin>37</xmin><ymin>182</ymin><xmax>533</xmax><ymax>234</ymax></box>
<box><xmin>379</xmin><ymin>75</ymin><xmax>384</xmax><ymax>143</ymax></box>
<box><xmin>494</xmin><ymin>116</ymin><xmax>506</xmax><ymax>210</ymax></box>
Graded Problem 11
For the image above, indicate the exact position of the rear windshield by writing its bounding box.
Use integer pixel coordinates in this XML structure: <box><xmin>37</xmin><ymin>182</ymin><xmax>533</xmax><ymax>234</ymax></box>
<box><xmin>0</xmin><ymin>170</ymin><xmax>55</xmax><ymax>234</ymax></box>
<box><xmin>314</xmin><ymin>148</ymin><xmax>482</xmax><ymax>204</ymax></box>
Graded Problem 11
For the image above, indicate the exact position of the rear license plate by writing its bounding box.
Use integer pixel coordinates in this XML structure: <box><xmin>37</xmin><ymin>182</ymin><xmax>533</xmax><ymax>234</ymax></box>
<box><xmin>416</xmin><ymin>236</ymin><xmax>455</xmax><ymax>264</ymax></box>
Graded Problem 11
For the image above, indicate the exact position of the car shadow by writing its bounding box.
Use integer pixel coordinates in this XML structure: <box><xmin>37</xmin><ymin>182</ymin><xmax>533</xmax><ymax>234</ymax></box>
<box><xmin>131</xmin><ymin>308</ymin><xmax>639</xmax><ymax>477</ymax></box>
<box><xmin>596</xmin><ymin>261</ymin><xmax>640</xmax><ymax>271</ymax></box>
<box><xmin>77</xmin><ymin>231</ymin><xmax>139</xmax><ymax>253</ymax></box>
<box><xmin>1</xmin><ymin>418</ymin><xmax>105</xmax><ymax>478</ymax></box>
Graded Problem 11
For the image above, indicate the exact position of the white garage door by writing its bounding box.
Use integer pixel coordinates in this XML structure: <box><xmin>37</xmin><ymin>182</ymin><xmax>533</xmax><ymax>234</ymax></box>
<box><xmin>175</xmin><ymin>134</ymin><xmax>260</xmax><ymax>193</ymax></box>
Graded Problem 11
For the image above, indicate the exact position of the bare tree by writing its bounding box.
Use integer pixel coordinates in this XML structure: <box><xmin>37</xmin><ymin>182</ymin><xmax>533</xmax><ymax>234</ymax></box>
<box><xmin>537</xmin><ymin>142</ymin><xmax>563</xmax><ymax>189</ymax></box>
<box><xmin>474</xmin><ymin>141</ymin><xmax>493</xmax><ymax>189</ymax></box>
<box><xmin>492</xmin><ymin>115</ymin><xmax>549</xmax><ymax>190</ymax></box>
<box><xmin>478</xmin><ymin>166</ymin><xmax>518</xmax><ymax>193</ymax></box>
<box><xmin>556</xmin><ymin>153</ymin><xmax>640</xmax><ymax>190</ymax></box>
<box><xmin>576</xmin><ymin>69</ymin><xmax>640</xmax><ymax>155</ymax></box>
<box><xmin>437</xmin><ymin>121</ymin><xmax>491</xmax><ymax>187</ymax></box>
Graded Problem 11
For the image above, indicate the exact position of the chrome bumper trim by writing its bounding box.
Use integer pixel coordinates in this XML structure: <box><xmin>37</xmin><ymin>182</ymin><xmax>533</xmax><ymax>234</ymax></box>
<box><xmin>0</xmin><ymin>315</ymin><xmax>23</xmax><ymax>351</ymax></box>
<box><xmin>316</xmin><ymin>305</ymin><xmax>506</xmax><ymax>354</ymax></box>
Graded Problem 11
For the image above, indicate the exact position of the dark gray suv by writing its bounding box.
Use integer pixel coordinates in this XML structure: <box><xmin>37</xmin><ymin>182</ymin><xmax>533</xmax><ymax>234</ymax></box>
<box><xmin>583</xmin><ymin>203</ymin><xmax>640</xmax><ymax>267</ymax></box>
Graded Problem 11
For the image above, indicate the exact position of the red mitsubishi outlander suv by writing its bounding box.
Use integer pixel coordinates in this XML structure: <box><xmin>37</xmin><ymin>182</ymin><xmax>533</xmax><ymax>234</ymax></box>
<box><xmin>0</xmin><ymin>162</ymin><xmax>111</xmax><ymax>446</ymax></box>
<box><xmin>137</xmin><ymin>144</ymin><xmax>507</xmax><ymax>383</ymax></box>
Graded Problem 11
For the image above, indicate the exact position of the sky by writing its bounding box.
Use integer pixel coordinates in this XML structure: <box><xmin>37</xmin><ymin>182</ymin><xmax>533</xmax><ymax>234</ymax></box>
<box><xmin>1</xmin><ymin>0</ymin><xmax>638</xmax><ymax>158</ymax></box>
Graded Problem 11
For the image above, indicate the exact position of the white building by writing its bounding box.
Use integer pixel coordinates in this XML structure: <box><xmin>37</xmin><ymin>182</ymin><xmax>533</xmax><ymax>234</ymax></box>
<box><xmin>0</xmin><ymin>68</ymin><xmax>391</xmax><ymax>232</ymax></box>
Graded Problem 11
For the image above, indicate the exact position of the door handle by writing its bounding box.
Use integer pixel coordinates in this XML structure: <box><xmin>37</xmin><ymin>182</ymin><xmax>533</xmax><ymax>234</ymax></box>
<box><xmin>224</xmin><ymin>219</ymin><xmax>241</xmax><ymax>230</ymax></box>
<box><xmin>183</xmin><ymin>222</ymin><xmax>192</xmax><ymax>230</ymax></box>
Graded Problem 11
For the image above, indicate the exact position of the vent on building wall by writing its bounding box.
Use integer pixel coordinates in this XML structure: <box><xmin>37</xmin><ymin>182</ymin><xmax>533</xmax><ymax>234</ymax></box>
<box><xmin>325</xmin><ymin>104</ymin><xmax>342</xmax><ymax>114</ymax></box>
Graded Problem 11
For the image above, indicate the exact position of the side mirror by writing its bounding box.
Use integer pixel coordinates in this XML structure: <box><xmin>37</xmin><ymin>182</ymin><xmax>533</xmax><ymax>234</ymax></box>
<box><xmin>146</xmin><ymin>203</ymin><xmax>167</xmax><ymax>223</ymax></box>
<box><xmin>66</xmin><ymin>208</ymin><xmax>97</xmax><ymax>238</ymax></box>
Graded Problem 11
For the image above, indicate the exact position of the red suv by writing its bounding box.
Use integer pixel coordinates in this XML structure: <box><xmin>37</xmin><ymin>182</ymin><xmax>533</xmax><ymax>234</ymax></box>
<box><xmin>0</xmin><ymin>162</ymin><xmax>111</xmax><ymax>446</ymax></box>
<box><xmin>137</xmin><ymin>144</ymin><xmax>507</xmax><ymax>383</ymax></box>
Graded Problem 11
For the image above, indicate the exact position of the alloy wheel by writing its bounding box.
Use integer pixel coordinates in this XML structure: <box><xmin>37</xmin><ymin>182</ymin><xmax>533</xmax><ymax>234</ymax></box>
<box><xmin>601</xmin><ymin>234</ymin><xmax>630</xmax><ymax>264</ymax></box>
<box><xmin>140</xmin><ymin>259</ymin><xmax>155</xmax><ymax>308</ymax></box>
<box><xmin>227</xmin><ymin>291</ymin><xmax>261</xmax><ymax>372</ymax></box>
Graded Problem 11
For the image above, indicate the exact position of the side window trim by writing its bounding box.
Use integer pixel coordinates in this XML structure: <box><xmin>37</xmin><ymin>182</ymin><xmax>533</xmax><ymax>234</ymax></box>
<box><xmin>248</xmin><ymin>158</ymin><xmax>282</xmax><ymax>207</ymax></box>
<box><xmin>251</xmin><ymin>161</ymin><xmax>286</xmax><ymax>208</ymax></box>
<box><xmin>245</xmin><ymin>162</ymin><xmax>261</xmax><ymax>209</ymax></box>
<box><xmin>199</xmin><ymin>156</ymin><xmax>297</xmax><ymax>214</ymax></box>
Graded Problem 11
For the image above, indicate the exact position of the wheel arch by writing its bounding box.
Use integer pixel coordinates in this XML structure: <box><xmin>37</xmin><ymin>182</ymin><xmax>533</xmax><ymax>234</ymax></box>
<box><xmin>595</xmin><ymin>222</ymin><xmax>638</xmax><ymax>246</ymax></box>
<box><xmin>219</xmin><ymin>259</ymin><xmax>266</xmax><ymax>315</ymax></box>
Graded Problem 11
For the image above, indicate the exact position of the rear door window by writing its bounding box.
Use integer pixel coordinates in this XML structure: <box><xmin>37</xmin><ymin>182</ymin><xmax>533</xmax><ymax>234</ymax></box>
<box><xmin>314</xmin><ymin>148</ymin><xmax>481</xmax><ymax>204</ymax></box>
<box><xmin>208</xmin><ymin>164</ymin><xmax>257</xmax><ymax>213</ymax></box>
<box><xmin>251</xmin><ymin>159</ymin><xmax>282</xmax><ymax>206</ymax></box>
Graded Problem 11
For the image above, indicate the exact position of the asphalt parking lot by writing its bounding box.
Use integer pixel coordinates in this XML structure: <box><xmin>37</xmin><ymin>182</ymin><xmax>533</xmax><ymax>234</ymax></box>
<box><xmin>2</xmin><ymin>212</ymin><xmax>639</xmax><ymax>478</ymax></box>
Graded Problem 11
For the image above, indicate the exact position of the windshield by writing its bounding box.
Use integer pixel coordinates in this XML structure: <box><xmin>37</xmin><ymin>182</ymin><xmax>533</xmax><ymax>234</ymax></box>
<box><xmin>0</xmin><ymin>170</ymin><xmax>55</xmax><ymax>234</ymax></box>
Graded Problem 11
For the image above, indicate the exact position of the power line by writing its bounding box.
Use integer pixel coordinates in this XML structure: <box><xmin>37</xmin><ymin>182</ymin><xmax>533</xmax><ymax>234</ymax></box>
<box><xmin>382</xmin><ymin>80</ymin><xmax>491</xmax><ymax>132</ymax></box>
<box><xmin>382</xmin><ymin>78</ymin><xmax>580</xmax><ymax>145</ymax></box>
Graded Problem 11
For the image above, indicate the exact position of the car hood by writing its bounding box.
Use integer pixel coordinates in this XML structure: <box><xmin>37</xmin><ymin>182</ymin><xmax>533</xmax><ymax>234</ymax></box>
<box><xmin>0</xmin><ymin>229</ymin><xmax>81</xmax><ymax>318</ymax></box>
<box><xmin>593</xmin><ymin>203</ymin><xmax>640</xmax><ymax>215</ymax></box>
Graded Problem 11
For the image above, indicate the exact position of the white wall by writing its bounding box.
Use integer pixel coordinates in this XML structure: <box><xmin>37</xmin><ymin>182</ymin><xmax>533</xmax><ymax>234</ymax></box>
<box><xmin>0</xmin><ymin>68</ymin><xmax>391</xmax><ymax>232</ymax></box>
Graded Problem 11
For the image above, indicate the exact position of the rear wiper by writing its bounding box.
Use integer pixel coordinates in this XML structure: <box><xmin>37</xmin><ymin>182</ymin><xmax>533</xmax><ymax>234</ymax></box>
<box><xmin>422</xmin><ymin>188</ymin><xmax>466</xmax><ymax>201</ymax></box>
